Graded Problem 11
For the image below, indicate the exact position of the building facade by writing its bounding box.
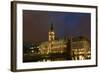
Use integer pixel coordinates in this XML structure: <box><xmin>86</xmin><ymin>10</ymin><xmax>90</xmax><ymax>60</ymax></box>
<box><xmin>39</xmin><ymin>23</ymin><xmax>67</xmax><ymax>55</ymax></box>
<box><xmin>71</xmin><ymin>37</ymin><xmax>91</xmax><ymax>60</ymax></box>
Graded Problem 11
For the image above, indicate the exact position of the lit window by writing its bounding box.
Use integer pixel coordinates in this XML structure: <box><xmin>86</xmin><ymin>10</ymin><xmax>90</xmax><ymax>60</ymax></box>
<box><xmin>79</xmin><ymin>55</ymin><xmax>84</xmax><ymax>60</ymax></box>
<box><xmin>75</xmin><ymin>56</ymin><xmax>77</xmax><ymax>60</ymax></box>
<box><xmin>31</xmin><ymin>50</ymin><xmax>34</xmax><ymax>53</ymax></box>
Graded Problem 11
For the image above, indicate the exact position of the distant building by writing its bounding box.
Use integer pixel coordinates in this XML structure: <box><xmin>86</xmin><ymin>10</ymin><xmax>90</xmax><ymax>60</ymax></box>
<box><xmin>39</xmin><ymin>39</ymin><xmax>67</xmax><ymax>54</ymax></box>
<box><xmin>71</xmin><ymin>36</ymin><xmax>91</xmax><ymax>60</ymax></box>
<box><xmin>39</xmin><ymin>23</ymin><xmax>67</xmax><ymax>55</ymax></box>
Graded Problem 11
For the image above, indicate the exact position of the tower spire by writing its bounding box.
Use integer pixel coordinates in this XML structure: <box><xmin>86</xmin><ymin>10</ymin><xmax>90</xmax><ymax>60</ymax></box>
<box><xmin>50</xmin><ymin>23</ymin><xmax>54</xmax><ymax>31</ymax></box>
<box><xmin>48</xmin><ymin>22</ymin><xmax>55</xmax><ymax>41</ymax></box>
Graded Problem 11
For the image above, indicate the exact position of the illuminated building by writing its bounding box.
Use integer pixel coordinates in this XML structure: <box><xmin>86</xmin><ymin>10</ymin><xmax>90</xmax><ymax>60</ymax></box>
<box><xmin>39</xmin><ymin>23</ymin><xmax>67</xmax><ymax>55</ymax></box>
<box><xmin>71</xmin><ymin>37</ymin><xmax>91</xmax><ymax>60</ymax></box>
<box><xmin>39</xmin><ymin>39</ymin><xmax>67</xmax><ymax>54</ymax></box>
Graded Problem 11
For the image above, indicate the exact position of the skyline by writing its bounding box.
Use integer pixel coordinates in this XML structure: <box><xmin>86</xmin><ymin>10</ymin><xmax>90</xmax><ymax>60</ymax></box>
<box><xmin>23</xmin><ymin>10</ymin><xmax>91</xmax><ymax>43</ymax></box>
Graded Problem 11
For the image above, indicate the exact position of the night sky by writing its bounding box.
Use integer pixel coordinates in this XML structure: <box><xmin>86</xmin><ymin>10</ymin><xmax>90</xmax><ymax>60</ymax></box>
<box><xmin>23</xmin><ymin>10</ymin><xmax>91</xmax><ymax>43</ymax></box>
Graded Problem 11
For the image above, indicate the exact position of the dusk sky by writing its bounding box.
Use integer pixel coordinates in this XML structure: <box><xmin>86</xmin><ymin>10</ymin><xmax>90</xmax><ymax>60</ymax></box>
<box><xmin>23</xmin><ymin>10</ymin><xmax>91</xmax><ymax>43</ymax></box>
